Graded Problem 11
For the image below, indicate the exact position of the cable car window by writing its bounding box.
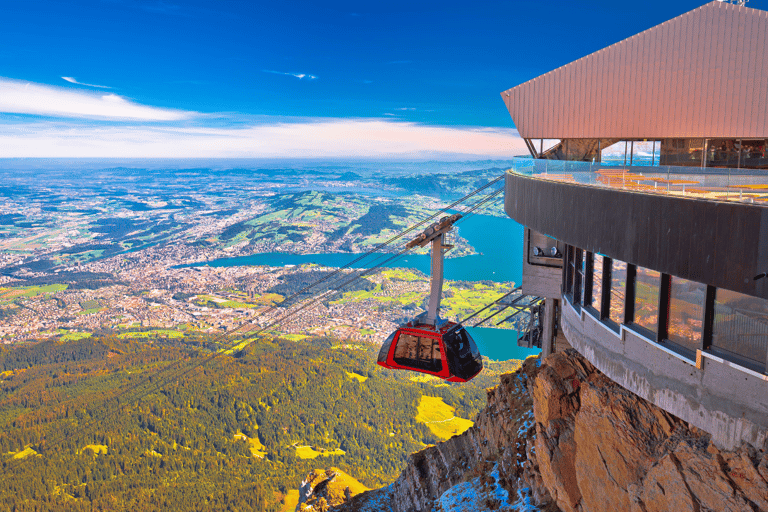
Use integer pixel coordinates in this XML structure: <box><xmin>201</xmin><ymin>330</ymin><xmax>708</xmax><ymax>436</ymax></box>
<box><xmin>393</xmin><ymin>334</ymin><xmax>442</xmax><ymax>373</ymax></box>
<box><xmin>377</xmin><ymin>332</ymin><xmax>396</xmax><ymax>366</ymax></box>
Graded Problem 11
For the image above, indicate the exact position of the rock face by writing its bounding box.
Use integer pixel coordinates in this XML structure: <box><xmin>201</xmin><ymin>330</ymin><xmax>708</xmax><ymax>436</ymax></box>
<box><xmin>527</xmin><ymin>349</ymin><xmax>768</xmax><ymax>512</ymax></box>
<box><xmin>334</xmin><ymin>358</ymin><xmax>555</xmax><ymax>512</ymax></box>
<box><xmin>333</xmin><ymin>349</ymin><xmax>768</xmax><ymax>512</ymax></box>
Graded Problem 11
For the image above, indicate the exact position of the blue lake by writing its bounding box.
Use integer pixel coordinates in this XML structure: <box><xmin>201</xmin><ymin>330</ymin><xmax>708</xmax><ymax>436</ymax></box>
<box><xmin>193</xmin><ymin>214</ymin><xmax>524</xmax><ymax>284</ymax></box>
<box><xmin>194</xmin><ymin>213</ymin><xmax>539</xmax><ymax>361</ymax></box>
<box><xmin>466</xmin><ymin>326</ymin><xmax>541</xmax><ymax>361</ymax></box>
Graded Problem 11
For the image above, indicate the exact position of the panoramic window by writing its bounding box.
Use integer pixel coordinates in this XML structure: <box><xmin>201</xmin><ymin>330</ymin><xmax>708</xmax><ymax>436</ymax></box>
<box><xmin>667</xmin><ymin>277</ymin><xmax>707</xmax><ymax>353</ymax></box>
<box><xmin>393</xmin><ymin>334</ymin><xmax>442</xmax><ymax>373</ymax></box>
<box><xmin>609</xmin><ymin>259</ymin><xmax>627</xmax><ymax>325</ymax></box>
<box><xmin>631</xmin><ymin>140</ymin><xmax>662</xmax><ymax>166</ymax></box>
<box><xmin>712</xmin><ymin>289</ymin><xmax>768</xmax><ymax>369</ymax></box>
<box><xmin>565</xmin><ymin>246</ymin><xmax>574</xmax><ymax>297</ymax></box>
<box><xmin>742</xmin><ymin>139</ymin><xmax>768</xmax><ymax>169</ymax></box>
<box><xmin>574</xmin><ymin>248</ymin><xmax>584</xmax><ymax>305</ymax></box>
<box><xmin>591</xmin><ymin>254</ymin><xmax>604</xmax><ymax>315</ymax></box>
<box><xmin>659</xmin><ymin>139</ymin><xmax>706</xmax><ymax>167</ymax></box>
<box><xmin>707</xmin><ymin>139</ymin><xmax>741</xmax><ymax>168</ymax></box>
<box><xmin>633</xmin><ymin>267</ymin><xmax>661</xmax><ymax>335</ymax></box>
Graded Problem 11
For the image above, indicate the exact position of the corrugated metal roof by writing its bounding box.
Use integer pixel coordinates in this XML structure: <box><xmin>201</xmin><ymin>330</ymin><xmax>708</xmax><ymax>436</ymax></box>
<box><xmin>501</xmin><ymin>1</ymin><xmax>768</xmax><ymax>139</ymax></box>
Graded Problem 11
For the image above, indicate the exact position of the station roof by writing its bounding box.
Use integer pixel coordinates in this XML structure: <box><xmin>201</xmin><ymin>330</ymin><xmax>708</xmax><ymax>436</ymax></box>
<box><xmin>501</xmin><ymin>1</ymin><xmax>768</xmax><ymax>140</ymax></box>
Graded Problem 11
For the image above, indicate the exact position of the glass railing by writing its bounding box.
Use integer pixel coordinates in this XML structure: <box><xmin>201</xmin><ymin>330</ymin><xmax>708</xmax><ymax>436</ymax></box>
<box><xmin>508</xmin><ymin>157</ymin><xmax>768</xmax><ymax>205</ymax></box>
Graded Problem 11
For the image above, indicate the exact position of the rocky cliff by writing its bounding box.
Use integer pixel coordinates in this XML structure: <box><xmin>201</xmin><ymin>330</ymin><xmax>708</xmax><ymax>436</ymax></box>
<box><xmin>330</xmin><ymin>350</ymin><xmax>768</xmax><ymax>512</ymax></box>
<box><xmin>528</xmin><ymin>350</ymin><xmax>768</xmax><ymax>512</ymax></box>
<box><xmin>331</xmin><ymin>356</ymin><xmax>549</xmax><ymax>512</ymax></box>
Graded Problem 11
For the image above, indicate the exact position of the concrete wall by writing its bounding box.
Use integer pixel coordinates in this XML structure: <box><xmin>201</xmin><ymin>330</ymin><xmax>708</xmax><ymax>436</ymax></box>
<box><xmin>522</xmin><ymin>229</ymin><xmax>563</xmax><ymax>299</ymax></box>
<box><xmin>561</xmin><ymin>297</ymin><xmax>768</xmax><ymax>450</ymax></box>
<box><xmin>505</xmin><ymin>171</ymin><xmax>768</xmax><ymax>301</ymax></box>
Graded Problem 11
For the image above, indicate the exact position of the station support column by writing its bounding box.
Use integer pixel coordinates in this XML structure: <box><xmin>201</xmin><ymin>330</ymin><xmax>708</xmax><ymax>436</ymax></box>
<box><xmin>541</xmin><ymin>298</ymin><xmax>555</xmax><ymax>357</ymax></box>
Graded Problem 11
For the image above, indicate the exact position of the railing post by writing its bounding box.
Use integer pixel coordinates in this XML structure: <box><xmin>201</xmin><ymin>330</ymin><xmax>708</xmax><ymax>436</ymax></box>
<box><xmin>601</xmin><ymin>258</ymin><xmax>612</xmax><ymax>321</ymax></box>
<box><xmin>658</xmin><ymin>274</ymin><xmax>671</xmax><ymax>342</ymax></box>
<box><xmin>703</xmin><ymin>285</ymin><xmax>716</xmax><ymax>353</ymax></box>
<box><xmin>765</xmin><ymin>341</ymin><xmax>768</xmax><ymax>375</ymax></box>
<box><xmin>625</xmin><ymin>265</ymin><xmax>637</xmax><ymax>325</ymax></box>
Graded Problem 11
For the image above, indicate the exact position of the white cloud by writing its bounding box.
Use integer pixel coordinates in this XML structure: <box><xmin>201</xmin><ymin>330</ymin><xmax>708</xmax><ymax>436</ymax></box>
<box><xmin>0</xmin><ymin>77</ymin><xmax>193</xmax><ymax>121</ymax></box>
<box><xmin>0</xmin><ymin>118</ymin><xmax>526</xmax><ymax>159</ymax></box>
<box><xmin>262</xmin><ymin>70</ymin><xmax>318</xmax><ymax>80</ymax></box>
<box><xmin>61</xmin><ymin>76</ymin><xmax>112</xmax><ymax>89</ymax></box>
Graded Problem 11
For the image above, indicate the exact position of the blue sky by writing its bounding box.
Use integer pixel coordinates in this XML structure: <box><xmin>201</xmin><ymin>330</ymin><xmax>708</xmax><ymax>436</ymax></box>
<box><xmin>0</xmin><ymin>0</ymin><xmax>761</xmax><ymax>158</ymax></box>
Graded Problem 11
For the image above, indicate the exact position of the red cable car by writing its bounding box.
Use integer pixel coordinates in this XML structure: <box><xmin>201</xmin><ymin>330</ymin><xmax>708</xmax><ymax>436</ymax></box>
<box><xmin>377</xmin><ymin>320</ymin><xmax>483</xmax><ymax>382</ymax></box>
<box><xmin>376</xmin><ymin>214</ymin><xmax>483</xmax><ymax>382</ymax></box>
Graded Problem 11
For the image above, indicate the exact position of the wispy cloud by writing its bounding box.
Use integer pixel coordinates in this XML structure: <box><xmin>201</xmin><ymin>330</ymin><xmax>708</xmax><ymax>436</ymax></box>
<box><xmin>0</xmin><ymin>118</ymin><xmax>526</xmax><ymax>159</ymax></box>
<box><xmin>394</xmin><ymin>107</ymin><xmax>435</xmax><ymax>113</ymax></box>
<box><xmin>61</xmin><ymin>76</ymin><xmax>112</xmax><ymax>89</ymax></box>
<box><xmin>0</xmin><ymin>77</ymin><xmax>525</xmax><ymax>158</ymax></box>
<box><xmin>0</xmin><ymin>77</ymin><xmax>193</xmax><ymax>121</ymax></box>
<box><xmin>262</xmin><ymin>70</ymin><xmax>318</xmax><ymax>80</ymax></box>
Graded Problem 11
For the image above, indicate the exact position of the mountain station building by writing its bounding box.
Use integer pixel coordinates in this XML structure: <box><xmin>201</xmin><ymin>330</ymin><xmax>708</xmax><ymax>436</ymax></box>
<box><xmin>501</xmin><ymin>0</ymin><xmax>768</xmax><ymax>450</ymax></box>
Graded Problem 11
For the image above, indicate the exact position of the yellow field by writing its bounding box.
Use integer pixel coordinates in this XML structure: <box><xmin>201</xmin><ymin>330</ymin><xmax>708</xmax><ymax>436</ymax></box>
<box><xmin>278</xmin><ymin>333</ymin><xmax>309</xmax><ymax>342</ymax></box>
<box><xmin>409</xmin><ymin>375</ymin><xmax>449</xmax><ymax>387</ymax></box>
<box><xmin>415</xmin><ymin>396</ymin><xmax>474</xmax><ymax>440</ymax></box>
<box><xmin>380</xmin><ymin>268</ymin><xmax>424</xmax><ymax>281</ymax></box>
<box><xmin>279</xmin><ymin>490</ymin><xmax>300</xmax><ymax>512</ymax></box>
<box><xmin>81</xmin><ymin>444</ymin><xmax>108</xmax><ymax>455</ymax></box>
<box><xmin>441</xmin><ymin>283</ymin><xmax>515</xmax><ymax>323</ymax></box>
<box><xmin>234</xmin><ymin>432</ymin><xmax>267</xmax><ymax>458</ymax></box>
<box><xmin>345</xmin><ymin>371</ymin><xmax>368</xmax><ymax>382</ymax></box>
<box><xmin>9</xmin><ymin>447</ymin><xmax>38</xmax><ymax>459</ymax></box>
<box><xmin>294</xmin><ymin>445</ymin><xmax>345</xmax><ymax>459</ymax></box>
<box><xmin>117</xmin><ymin>329</ymin><xmax>184</xmax><ymax>339</ymax></box>
<box><xmin>0</xmin><ymin>284</ymin><xmax>67</xmax><ymax>304</ymax></box>
<box><xmin>60</xmin><ymin>331</ymin><xmax>92</xmax><ymax>341</ymax></box>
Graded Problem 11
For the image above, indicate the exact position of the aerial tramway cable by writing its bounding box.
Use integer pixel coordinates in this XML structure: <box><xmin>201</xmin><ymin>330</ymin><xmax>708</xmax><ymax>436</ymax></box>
<box><xmin>7</xmin><ymin>176</ymin><xmax>507</xmax><ymax>471</ymax></box>
<box><xmin>114</xmin><ymin>184</ymin><xmax>505</xmax><ymax>403</ymax></box>
<box><xmin>14</xmin><ymin>183</ymin><xmax>508</xmax><ymax>473</ymax></box>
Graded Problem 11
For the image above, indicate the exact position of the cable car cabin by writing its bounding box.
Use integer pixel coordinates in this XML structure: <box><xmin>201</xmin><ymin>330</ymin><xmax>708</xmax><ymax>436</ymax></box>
<box><xmin>377</xmin><ymin>321</ymin><xmax>483</xmax><ymax>382</ymax></box>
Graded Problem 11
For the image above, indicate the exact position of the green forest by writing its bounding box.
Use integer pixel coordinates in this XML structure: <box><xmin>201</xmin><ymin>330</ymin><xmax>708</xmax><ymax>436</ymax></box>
<box><xmin>0</xmin><ymin>334</ymin><xmax>521</xmax><ymax>511</ymax></box>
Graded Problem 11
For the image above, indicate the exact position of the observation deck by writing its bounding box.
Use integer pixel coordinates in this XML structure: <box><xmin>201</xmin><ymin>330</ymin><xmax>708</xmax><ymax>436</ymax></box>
<box><xmin>504</xmin><ymin>157</ymin><xmax>768</xmax><ymax>449</ymax></box>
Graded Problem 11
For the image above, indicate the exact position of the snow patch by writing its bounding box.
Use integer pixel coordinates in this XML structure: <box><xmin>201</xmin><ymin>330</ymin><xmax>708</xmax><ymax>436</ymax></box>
<box><xmin>436</xmin><ymin>464</ymin><xmax>542</xmax><ymax>511</ymax></box>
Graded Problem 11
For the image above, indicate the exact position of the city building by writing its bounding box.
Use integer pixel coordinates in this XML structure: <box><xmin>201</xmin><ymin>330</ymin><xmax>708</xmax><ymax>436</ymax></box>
<box><xmin>502</xmin><ymin>0</ymin><xmax>768</xmax><ymax>449</ymax></box>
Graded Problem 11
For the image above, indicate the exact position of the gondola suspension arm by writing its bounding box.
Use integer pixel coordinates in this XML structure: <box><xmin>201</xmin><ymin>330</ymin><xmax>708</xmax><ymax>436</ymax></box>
<box><xmin>406</xmin><ymin>213</ymin><xmax>462</xmax><ymax>325</ymax></box>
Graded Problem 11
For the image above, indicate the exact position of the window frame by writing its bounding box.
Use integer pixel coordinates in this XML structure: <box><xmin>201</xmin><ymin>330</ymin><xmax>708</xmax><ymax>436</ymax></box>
<box><xmin>562</xmin><ymin>248</ymin><xmax>768</xmax><ymax>374</ymax></box>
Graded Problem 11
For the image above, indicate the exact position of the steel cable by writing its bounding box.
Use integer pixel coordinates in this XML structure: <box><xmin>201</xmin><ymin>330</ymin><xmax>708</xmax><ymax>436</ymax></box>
<box><xmin>6</xmin><ymin>176</ymin><xmax>507</xmax><ymax>471</ymax></box>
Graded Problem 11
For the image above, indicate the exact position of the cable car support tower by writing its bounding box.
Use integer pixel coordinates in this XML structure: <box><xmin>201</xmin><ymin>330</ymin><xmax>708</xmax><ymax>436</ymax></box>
<box><xmin>405</xmin><ymin>213</ymin><xmax>462</xmax><ymax>326</ymax></box>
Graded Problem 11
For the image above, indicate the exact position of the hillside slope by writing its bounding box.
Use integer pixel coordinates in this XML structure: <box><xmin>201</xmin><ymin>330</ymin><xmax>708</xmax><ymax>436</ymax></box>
<box><xmin>0</xmin><ymin>335</ymin><xmax>517</xmax><ymax>511</ymax></box>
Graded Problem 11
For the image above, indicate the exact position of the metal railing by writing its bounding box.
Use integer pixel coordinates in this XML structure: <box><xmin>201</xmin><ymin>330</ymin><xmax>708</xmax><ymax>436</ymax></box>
<box><xmin>508</xmin><ymin>157</ymin><xmax>768</xmax><ymax>205</ymax></box>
